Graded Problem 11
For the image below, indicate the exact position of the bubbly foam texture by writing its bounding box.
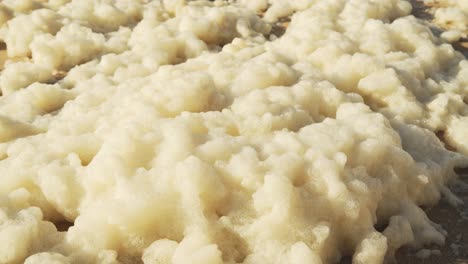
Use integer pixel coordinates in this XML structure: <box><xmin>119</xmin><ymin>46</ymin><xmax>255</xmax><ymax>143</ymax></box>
<box><xmin>0</xmin><ymin>0</ymin><xmax>467</xmax><ymax>263</ymax></box>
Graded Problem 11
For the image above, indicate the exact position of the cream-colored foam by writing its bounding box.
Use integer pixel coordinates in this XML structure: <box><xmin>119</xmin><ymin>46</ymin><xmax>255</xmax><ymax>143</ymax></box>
<box><xmin>424</xmin><ymin>0</ymin><xmax>468</xmax><ymax>41</ymax></box>
<box><xmin>0</xmin><ymin>0</ymin><xmax>467</xmax><ymax>263</ymax></box>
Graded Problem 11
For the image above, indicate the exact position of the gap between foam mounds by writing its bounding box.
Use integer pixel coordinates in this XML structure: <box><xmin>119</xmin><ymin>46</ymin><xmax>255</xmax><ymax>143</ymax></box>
<box><xmin>408</xmin><ymin>0</ymin><xmax>468</xmax><ymax>57</ymax></box>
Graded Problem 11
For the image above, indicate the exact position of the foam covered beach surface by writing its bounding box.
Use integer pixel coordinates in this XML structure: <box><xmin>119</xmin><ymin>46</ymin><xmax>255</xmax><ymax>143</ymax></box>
<box><xmin>0</xmin><ymin>0</ymin><xmax>467</xmax><ymax>263</ymax></box>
